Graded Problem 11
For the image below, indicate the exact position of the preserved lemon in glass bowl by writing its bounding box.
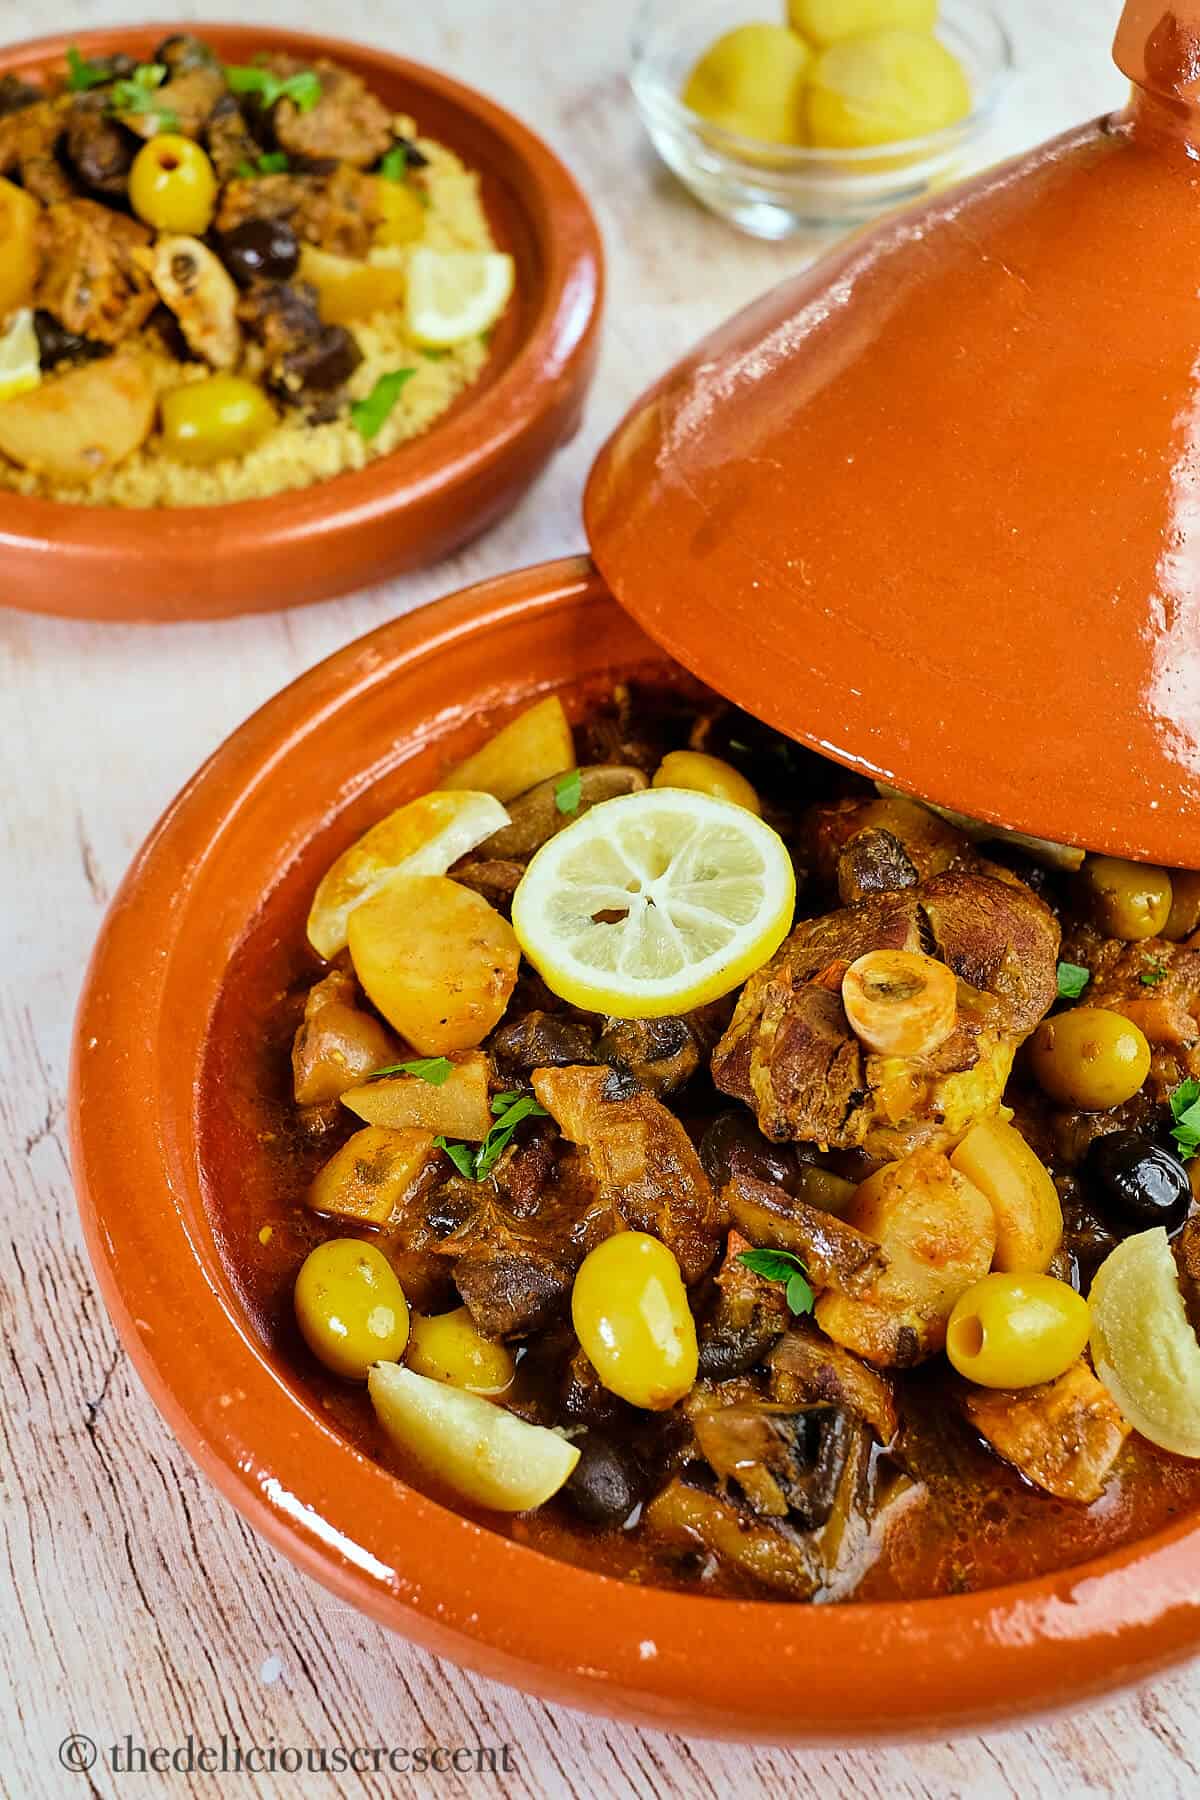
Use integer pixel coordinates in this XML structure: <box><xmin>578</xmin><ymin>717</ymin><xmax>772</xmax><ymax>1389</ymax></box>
<box><xmin>631</xmin><ymin>0</ymin><xmax>1010</xmax><ymax>237</ymax></box>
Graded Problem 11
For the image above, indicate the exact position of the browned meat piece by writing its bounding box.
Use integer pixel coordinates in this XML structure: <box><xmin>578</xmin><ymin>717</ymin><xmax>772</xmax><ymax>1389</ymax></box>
<box><xmin>65</xmin><ymin>93</ymin><xmax>137</xmax><ymax>197</ymax></box>
<box><xmin>597</xmin><ymin>1015</ymin><xmax>701</xmax><ymax>1096</ymax></box>
<box><xmin>291</xmin><ymin>967</ymin><xmax>398</xmax><ymax>1106</ymax></box>
<box><xmin>532</xmin><ymin>1065</ymin><xmax>723</xmax><ymax>1283</ymax></box>
<box><xmin>490</xmin><ymin>1011</ymin><xmax>598</xmax><ymax>1076</ymax></box>
<box><xmin>714</xmin><ymin>872</ymin><xmax>1058</xmax><ymax>1153</ymax></box>
<box><xmin>645</xmin><ymin>1476</ymin><xmax>825</xmax><ymax>1598</ymax></box>
<box><xmin>450</xmin><ymin>859</ymin><xmax>525</xmax><ymax>914</ymax></box>
<box><xmin>482</xmin><ymin>765</ymin><xmax>649</xmax><ymax>861</ymax></box>
<box><xmin>803</xmin><ymin>795</ymin><xmax>967</xmax><ymax>904</ymax></box>
<box><xmin>205</xmin><ymin>92</ymin><xmax>261</xmax><ymax>181</ymax></box>
<box><xmin>34</xmin><ymin>200</ymin><xmax>156</xmax><ymax>346</ymax></box>
<box><xmin>271</xmin><ymin>57</ymin><xmax>393</xmax><ymax>168</ymax></box>
<box><xmin>238</xmin><ymin>278</ymin><xmax>361</xmax><ymax>406</ymax></box>
<box><xmin>426</xmin><ymin>1131</ymin><xmax>607</xmax><ymax>1339</ymax></box>
<box><xmin>964</xmin><ymin>1360</ymin><xmax>1131</xmax><ymax>1502</ymax></box>
<box><xmin>688</xmin><ymin>1389</ymin><xmax>856</xmax><ymax>1523</ymax></box>
<box><xmin>20</xmin><ymin>153</ymin><xmax>73</xmax><ymax>204</ymax></box>
<box><xmin>768</xmin><ymin>1323</ymin><xmax>898</xmax><ymax>1442</ymax></box>
<box><xmin>1175</xmin><ymin>1216</ymin><xmax>1200</xmax><ymax>1339</ymax></box>
<box><xmin>0</xmin><ymin>74</ymin><xmax>42</xmax><ymax>116</ymax></box>
<box><xmin>724</xmin><ymin>1171</ymin><xmax>887</xmax><ymax>1298</ymax></box>
<box><xmin>0</xmin><ymin>97</ymin><xmax>62</xmax><ymax>174</ymax></box>
<box><xmin>155</xmin><ymin>32</ymin><xmax>222</xmax><ymax>77</ymax></box>
<box><xmin>119</xmin><ymin>65</ymin><xmax>226</xmax><ymax>142</ymax></box>
<box><xmin>697</xmin><ymin>1228</ymin><xmax>791</xmax><ymax>1379</ymax></box>
<box><xmin>217</xmin><ymin>172</ymin><xmax>319</xmax><ymax>236</ymax></box>
<box><xmin>299</xmin><ymin>163</ymin><xmax>380</xmax><ymax>259</ymax></box>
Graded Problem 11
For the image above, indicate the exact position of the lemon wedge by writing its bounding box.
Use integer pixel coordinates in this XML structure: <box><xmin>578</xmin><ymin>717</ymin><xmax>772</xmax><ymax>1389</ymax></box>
<box><xmin>0</xmin><ymin>309</ymin><xmax>40</xmax><ymax>403</ymax></box>
<box><xmin>1090</xmin><ymin>1227</ymin><xmax>1200</xmax><ymax>1459</ymax></box>
<box><xmin>307</xmin><ymin>789</ymin><xmax>509</xmax><ymax>959</ymax></box>
<box><xmin>511</xmin><ymin>788</ymin><xmax>795</xmax><ymax>1018</ymax></box>
<box><xmin>406</xmin><ymin>249</ymin><xmax>515</xmax><ymax>347</ymax></box>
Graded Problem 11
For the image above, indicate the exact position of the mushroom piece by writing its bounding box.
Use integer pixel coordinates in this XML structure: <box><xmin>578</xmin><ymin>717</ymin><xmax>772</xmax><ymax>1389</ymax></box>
<box><xmin>480</xmin><ymin>765</ymin><xmax>648</xmax><ymax>860</ymax></box>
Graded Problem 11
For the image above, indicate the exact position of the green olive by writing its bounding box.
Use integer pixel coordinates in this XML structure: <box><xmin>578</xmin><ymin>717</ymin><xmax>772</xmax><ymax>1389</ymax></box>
<box><xmin>1163</xmin><ymin>868</ymin><xmax>1200</xmax><ymax>941</ymax></box>
<box><xmin>1078</xmin><ymin>855</ymin><xmax>1173</xmax><ymax>941</ymax></box>
<box><xmin>1027</xmin><ymin>1007</ymin><xmax>1151</xmax><ymax>1111</ymax></box>
<box><xmin>160</xmin><ymin>375</ymin><xmax>276</xmax><ymax>467</ymax></box>
<box><xmin>129</xmin><ymin>133</ymin><xmax>217</xmax><ymax>235</ymax></box>
<box><xmin>294</xmin><ymin>1238</ymin><xmax>410</xmax><ymax>1381</ymax></box>
<box><xmin>571</xmin><ymin>1232</ymin><xmax>697</xmax><ymax>1410</ymax></box>
<box><xmin>946</xmin><ymin>1273</ymin><xmax>1090</xmax><ymax>1389</ymax></box>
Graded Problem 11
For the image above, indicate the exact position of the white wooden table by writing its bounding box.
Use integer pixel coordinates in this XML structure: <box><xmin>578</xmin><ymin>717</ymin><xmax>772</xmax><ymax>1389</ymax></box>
<box><xmin>4</xmin><ymin>1</ymin><xmax>1196</xmax><ymax>1793</ymax></box>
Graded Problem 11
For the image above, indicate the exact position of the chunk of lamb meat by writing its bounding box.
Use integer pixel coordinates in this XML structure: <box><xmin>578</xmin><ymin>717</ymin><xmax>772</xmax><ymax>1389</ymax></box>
<box><xmin>768</xmin><ymin>1322</ymin><xmax>899</xmax><ymax>1443</ymax></box>
<box><xmin>34</xmin><ymin>200</ymin><xmax>156</xmax><ymax>345</ymax></box>
<box><xmin>206</xmin><ymin>93</ymin><xmax>262</xmax><ymax>182</ymax></box>
<box><xmin>64</xmin><ymin>93</ymin><xmax>137</xmax><ymax>198</ymax></box>
<box><xmin>291</xmin><ymin>967</ymin><xmax>398</xmax><ymax>1106</ymax></box>
<box><xmin>238</xmin><ymin>278</ymin><xmax>361</xmax><ymax>409</ymax></box>
<box><xmin>722</xmin><ymin>1171</ymin><xmax>887</xmax><ymax>1297</ymax></box>
<box><xmin>802</xmin><ymin>794</ymin><xmax>968</xmax><ymax>905</ymax></box>
<box><xmin>0</xmin><ymin>74</ymin><xmax>42</xmax><ymax>116</ymax></box>
<box><xmin>0</xmin><ymin>96</ymin><xmax>62</xmax><ymax>175</ymax></box>
<box><xmin>117</xmin><ymin>44</ymin><xmax>226</xmax><ymax>142</ymax></box>
<box><xmin>964</xmin><ymin>1359</ymin><xmax>1130</xmax><ymax>1503</ymax></box>
<box><xmin>713</xmin><ymin>871</ymin><xmax>1059</xmax><ymax>1156</ymax></box>
<box><xmin>1175</xmin><ymin>1217</ymin><xmax>1200</xmax><ymax>1339</ymax></box>
<box><xmin>450</xmin><ymin>859</ymin><xmax>525</xmax><ymax>914</ymax></box>
<box><xmin>532</xmin><ymin>1065</ymin><xmax>724</xmax><ymax>1283</ymax></box>
<box><xmin>262</xmin><ymin>56</ymin><xmax>393</xmax><ymax>167</ymax></box>
<box><xmin>217</xmin><ymin>169</ymin><xmax>379</xmax><ymax>258</ymax></box>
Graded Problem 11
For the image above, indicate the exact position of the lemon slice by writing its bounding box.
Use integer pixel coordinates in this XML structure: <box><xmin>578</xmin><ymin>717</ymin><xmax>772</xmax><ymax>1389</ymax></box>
<box><xmin>406</xmin><ymin>249</ymin><xmax>515</xmax><ymax>347</ymax></box>
<box><xmin>511</xmin><ymin>788</ymin><xmax>796</xmax><ymax>1018</ymax></box>
<box><xmin>307</xmin><ymin>789</ymin><xmax>509</xmax><ymax>959</ymax></box>
<box><xmin>0</xmin><ymin>309</ymin><xmax>40</xmax><ymax>403</ymax></box>
<box><xmin>368</xmin><ymin>1363</ymin><xmax>578</xmax><ymax>1510</ymax></box>
<box><xmin>1090</xmin><ymin>1227</ymin><xmax>1200</xmax><ymax>1459</ymax></box>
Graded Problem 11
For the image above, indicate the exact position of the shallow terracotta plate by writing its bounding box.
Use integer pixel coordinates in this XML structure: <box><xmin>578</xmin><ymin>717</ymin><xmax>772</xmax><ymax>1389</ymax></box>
<box><xmin>584</xmin><ymin>0</ymin><xmax>1200</xmax><ymax>871</ymax></box>
<box><xmin>0</xmin><ymin>25</ymin><xmax>603</xmax><ymax>621</ymax></box>
<box><xmin>70</xmin><ymin>555</ymin><xmax>1200</xmax><ymax>1743</ymax></box>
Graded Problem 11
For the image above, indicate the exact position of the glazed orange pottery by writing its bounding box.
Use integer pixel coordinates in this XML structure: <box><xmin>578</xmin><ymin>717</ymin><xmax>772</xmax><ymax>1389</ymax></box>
<box><xmin>71</xmin><ymin>558</ymin><xmax>1200</xmax><ymax>1743</ymax></box>
<box><xmin>586</xmin><ymin>0</ymin><xmax>1200</xmax><ymax>870</ymax></box>
<box><xmin>0</xmin><ymin>26</ymin><xmax>603</xmax><ymax>622</ymax></box>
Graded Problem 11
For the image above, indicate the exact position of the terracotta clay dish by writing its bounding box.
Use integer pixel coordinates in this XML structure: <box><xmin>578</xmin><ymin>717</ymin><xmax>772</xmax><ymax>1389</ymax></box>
<box><xmin>72</xmin><ymin>558</ymin><xmax>1200</xmax><ymax>1743</ymax></box>
<box><xmin>0</xmin><ymin>25</ymin><xmax>602</xmax><ymax>621</ymax></box>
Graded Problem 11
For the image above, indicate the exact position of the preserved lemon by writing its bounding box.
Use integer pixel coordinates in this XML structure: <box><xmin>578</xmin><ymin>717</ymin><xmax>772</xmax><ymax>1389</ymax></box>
<box><xmin>682</xmin><ymin>24</ymin><xmax>812</xmax><ymax>144</ymax></box>
<box><xmin>807</xmin><ymin>30</ymin><xmax>971</xmax><ymax>149</ymax></box>
<box><xmin>788</xmin><ymin>0</ymin><xmax>937</xmax><ymax>46</ymax></box>
<box><xmin>1090</xmin><ymin>1228</ymin><xmax>1200</xmax><ymax>1458</ymax></box>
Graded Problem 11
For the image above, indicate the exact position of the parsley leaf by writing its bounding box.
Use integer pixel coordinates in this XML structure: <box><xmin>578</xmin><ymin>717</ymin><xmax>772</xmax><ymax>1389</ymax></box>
<box><xmin>1056</xmin><ymin>961</ymin><xmax>1091</xmax><ymax>1000</ymax></box>
<box><xmin>436</xmin><ymin>1093</ymin><xmax>549</xmax><ymax>1182</ymax></box>
<box><xmin>737</xmin><ymin>1247</ymin><xmax>815</xmax><ymax>1316</ymax></box>
<box><xmin>108</xmin><ymin>63</ymin><xmax>178</xmax><ymax>130</ymax></box>
<box><xmin>555</xmin><ymin>769</ymin><xmax>582</xmax><ymax>815</ymax></box>
<box><xmin>1170</xmin><ymin>1078</ymin><xmax>1200</xmax><ymax>1161</ymax></box>
<box><xmin>226</xmin><ymin>64</ymin><xmax>323</xmax><ymax>113</ymax></box>
<box><xmin>379</xmin><ymin>144</ymin><xmax>409</xmax><ymax>182</ymax></box>
<box><xmin>238</xmin><ymin>151</ymin><xmax>290</xmax><ymax>178</ymax></box>
<box><xmin>365</xmin><ymin>1056</ymin><xmax>453</xmax><ymax>1086</ymax></box>
<box><xmin>1140</xmin><ymin>959</ymin><xmax>1168</xmax><ymax>987</ymax></box>
<box><xmin>350</xmin><ymin>368</ymin><xmax>416</xmax><ymax>442</ymax></box>
<box><xmin>66</xmin><ymin>46</ymin><xmax>112</xmax><ymax>91</ymax></box>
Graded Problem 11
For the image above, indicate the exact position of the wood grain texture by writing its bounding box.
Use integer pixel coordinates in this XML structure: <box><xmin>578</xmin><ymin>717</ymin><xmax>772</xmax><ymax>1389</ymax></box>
<box><xmin>1</xmin><ymin>0</ymin><xmax>1196</xmax><ymax>1793</ymax></box>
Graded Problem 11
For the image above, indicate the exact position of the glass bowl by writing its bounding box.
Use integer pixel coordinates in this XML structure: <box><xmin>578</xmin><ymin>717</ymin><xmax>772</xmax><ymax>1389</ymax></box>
<box><xmin>630</xmin><ymin>0</ymin><xmax>1013</xmax><ymax>239</ymax></box>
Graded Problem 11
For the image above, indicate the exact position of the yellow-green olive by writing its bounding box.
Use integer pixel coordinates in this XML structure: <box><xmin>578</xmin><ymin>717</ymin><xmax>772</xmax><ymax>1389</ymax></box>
<box><xmin>1078</xmin><ymin>855</ymin><xmax>1173</xmax><ymax>941</ymax></box>
<box><xmin>129</xmin><ymin>134</ymin><xmax>218</xmax><ymax>234</ymax></box>
<box><xmin>160</xmin><ymin>375</ymin><xmax>276</xmax><ymax>466</ymax></box>
<box><xmin>1164</xmin><ymin>868</ymin><xmax>1200</xmax><ymax>942</ymax></box>
<box><xmin>294</xmin><ymin>1239</ymin><xmax>409</xmax><ymax>1380</ymax></box>
<box><xmin>1027</xmin><ymin>1007</ymin><xmax>1151</xmax><ymax>1111</ymax></box>
<box><xmin>406</xmin><ymin>1306</ymin><xmax>515</xmax><ymax>1395</ymax></box>
<box><xmin>652</xmin><ymin>750</ymin><xmax>761</xmax><ymax>815</ymax></box>
<box><xmin>946</xmin><ymin>1273</ymin><xmax>1090</xmax><ymax>1389</ymax></box>
<box><xmin>571</xmin><ymin>1232</ymin><xmax>698</xmax><ymax>1410</ymax></box>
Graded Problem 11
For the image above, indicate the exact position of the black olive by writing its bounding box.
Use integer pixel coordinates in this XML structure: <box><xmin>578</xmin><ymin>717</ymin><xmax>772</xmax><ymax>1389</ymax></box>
<box><xmin>279</xmin><ymin>324</ymin><xmax>363</xmax><ymax>396</ymax></box>
<box><xmin>32</xmin><ymin>312</ymin><xmax>109</xmax><ymax>371</ymax></box>
<box><xmin>564</xmin><ymin>1435</ymin><xmax>646</xmax><ymax>1528</ymax></box>
<box><xmin>1082</xmin><ymin>1130</ymin><xmax>1192</xmax><ymax>1234</ymax></box>
<box><xmin>700</xmin><ymin>1109</ymin><xmax>799</xmax><ymax>1192</ymax></box>
<box><xmin>220</xmin><ymin>219</ymin><xmax>301</xmax><ymax>288</ymax></box>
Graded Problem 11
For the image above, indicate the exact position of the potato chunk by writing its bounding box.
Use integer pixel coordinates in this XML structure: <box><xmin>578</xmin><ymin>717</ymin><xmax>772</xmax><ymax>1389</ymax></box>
<box><xmin>443</xmin><ymin>696</ymin><xmax>574</xmax><ymax>803</ymax></box>
<box><xmin>307</xmin><ymin>1125</ymin><xmax>438</xmax><ymax>1228</ymax></box>
<box><xmin>292</xmin><ymin>967</ymin><xmax>398</xmax><ymax>1106</ymax></box>
<box><xmin>0</xmin><ymin>352</ymin><xmax>154</xmax><ymax>481</ymax></box>
<box><xmin>341</xmin><ymin>1051</ymin><xmax>492</xmax><ymax>1140</ymax></box>
<box><xmin>815</xmin><ymin>1148</ymin><xmax>995</xmax><ymax>1366</ymax></box>
<box><xmin>348</xmin><ymin>874</ymin><xmax>520</xmax><ymax>1054</ymax></box>
<box><xmin>951</xmin><ymin>1115</ymin><xmax>1062</xmax><ymax>1273</ymax></box>
<box><xmin>299</xmin><ymin>244</ymin><xmax>407</xmax><ymax>324</ymax></box>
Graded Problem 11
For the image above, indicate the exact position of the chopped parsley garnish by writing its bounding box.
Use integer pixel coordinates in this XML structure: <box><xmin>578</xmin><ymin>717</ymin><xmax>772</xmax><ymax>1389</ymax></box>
<box><xmin>236</xmin><ymin>152</ymin><xmax>289</xmax><ymax>178</ymax></box>
<box><xmin>435</xmin><ymin>1093</ymin><xmax>549</xmax><ymax>1183</ymax></box>
<box><xmin>1056</xmin><ymin>961</ymin><xmax>1091</xmax><ymax>1000</ymax></box>
<box><xmin>737</xmin><ymin>1247</ymin><xmax>815</xmax><ymax>1317</ymax></box>
<box><xmin>108</xmin><ymin>63</ymin><xmax>178</xmax><ymax>130</ymax></box>
<box><xmin>225</xmin><ymin>64</ymin><xmax>322</xmax><ymax>112</ymax></box>
<box><xmin>1140</xmin><ymin>959</ymin><xmax>1168</xmax><ymax>987</ymax></box>
<box><xmin>1169</xmin><ymin>1079</ymin><xmax>1200</xmax><ymax>1162</ymax></box>
<box><xmin>350</xmin><ymin>368</ymin><xmax>416</xmax><ymax>442</ymax></box>
<box><xmin>66</xmin><ymin>46</ymin><xmax>113</xmax><ymax>91</ymax></box>
<box><xmin>554</xmin><ymin>769</ymin><xmax>582</xmax><ymax>815</ymax></box>
<box><xmin>379</xmin><ymin>144</ymin><xmax>409</xmax><ymax>182</ymax></box>
<box><xmin>365</xmin><ymin>1056</ymin><xmax>453</xmax><ymax>1086</ymax></box>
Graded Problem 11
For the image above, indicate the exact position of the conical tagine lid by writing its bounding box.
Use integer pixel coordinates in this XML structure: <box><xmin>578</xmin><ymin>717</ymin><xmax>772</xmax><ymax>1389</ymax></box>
<box><xmin>586</xmin><ymin>1</ymin><xmax>1200</xmax><ymax>866</ymax></box>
